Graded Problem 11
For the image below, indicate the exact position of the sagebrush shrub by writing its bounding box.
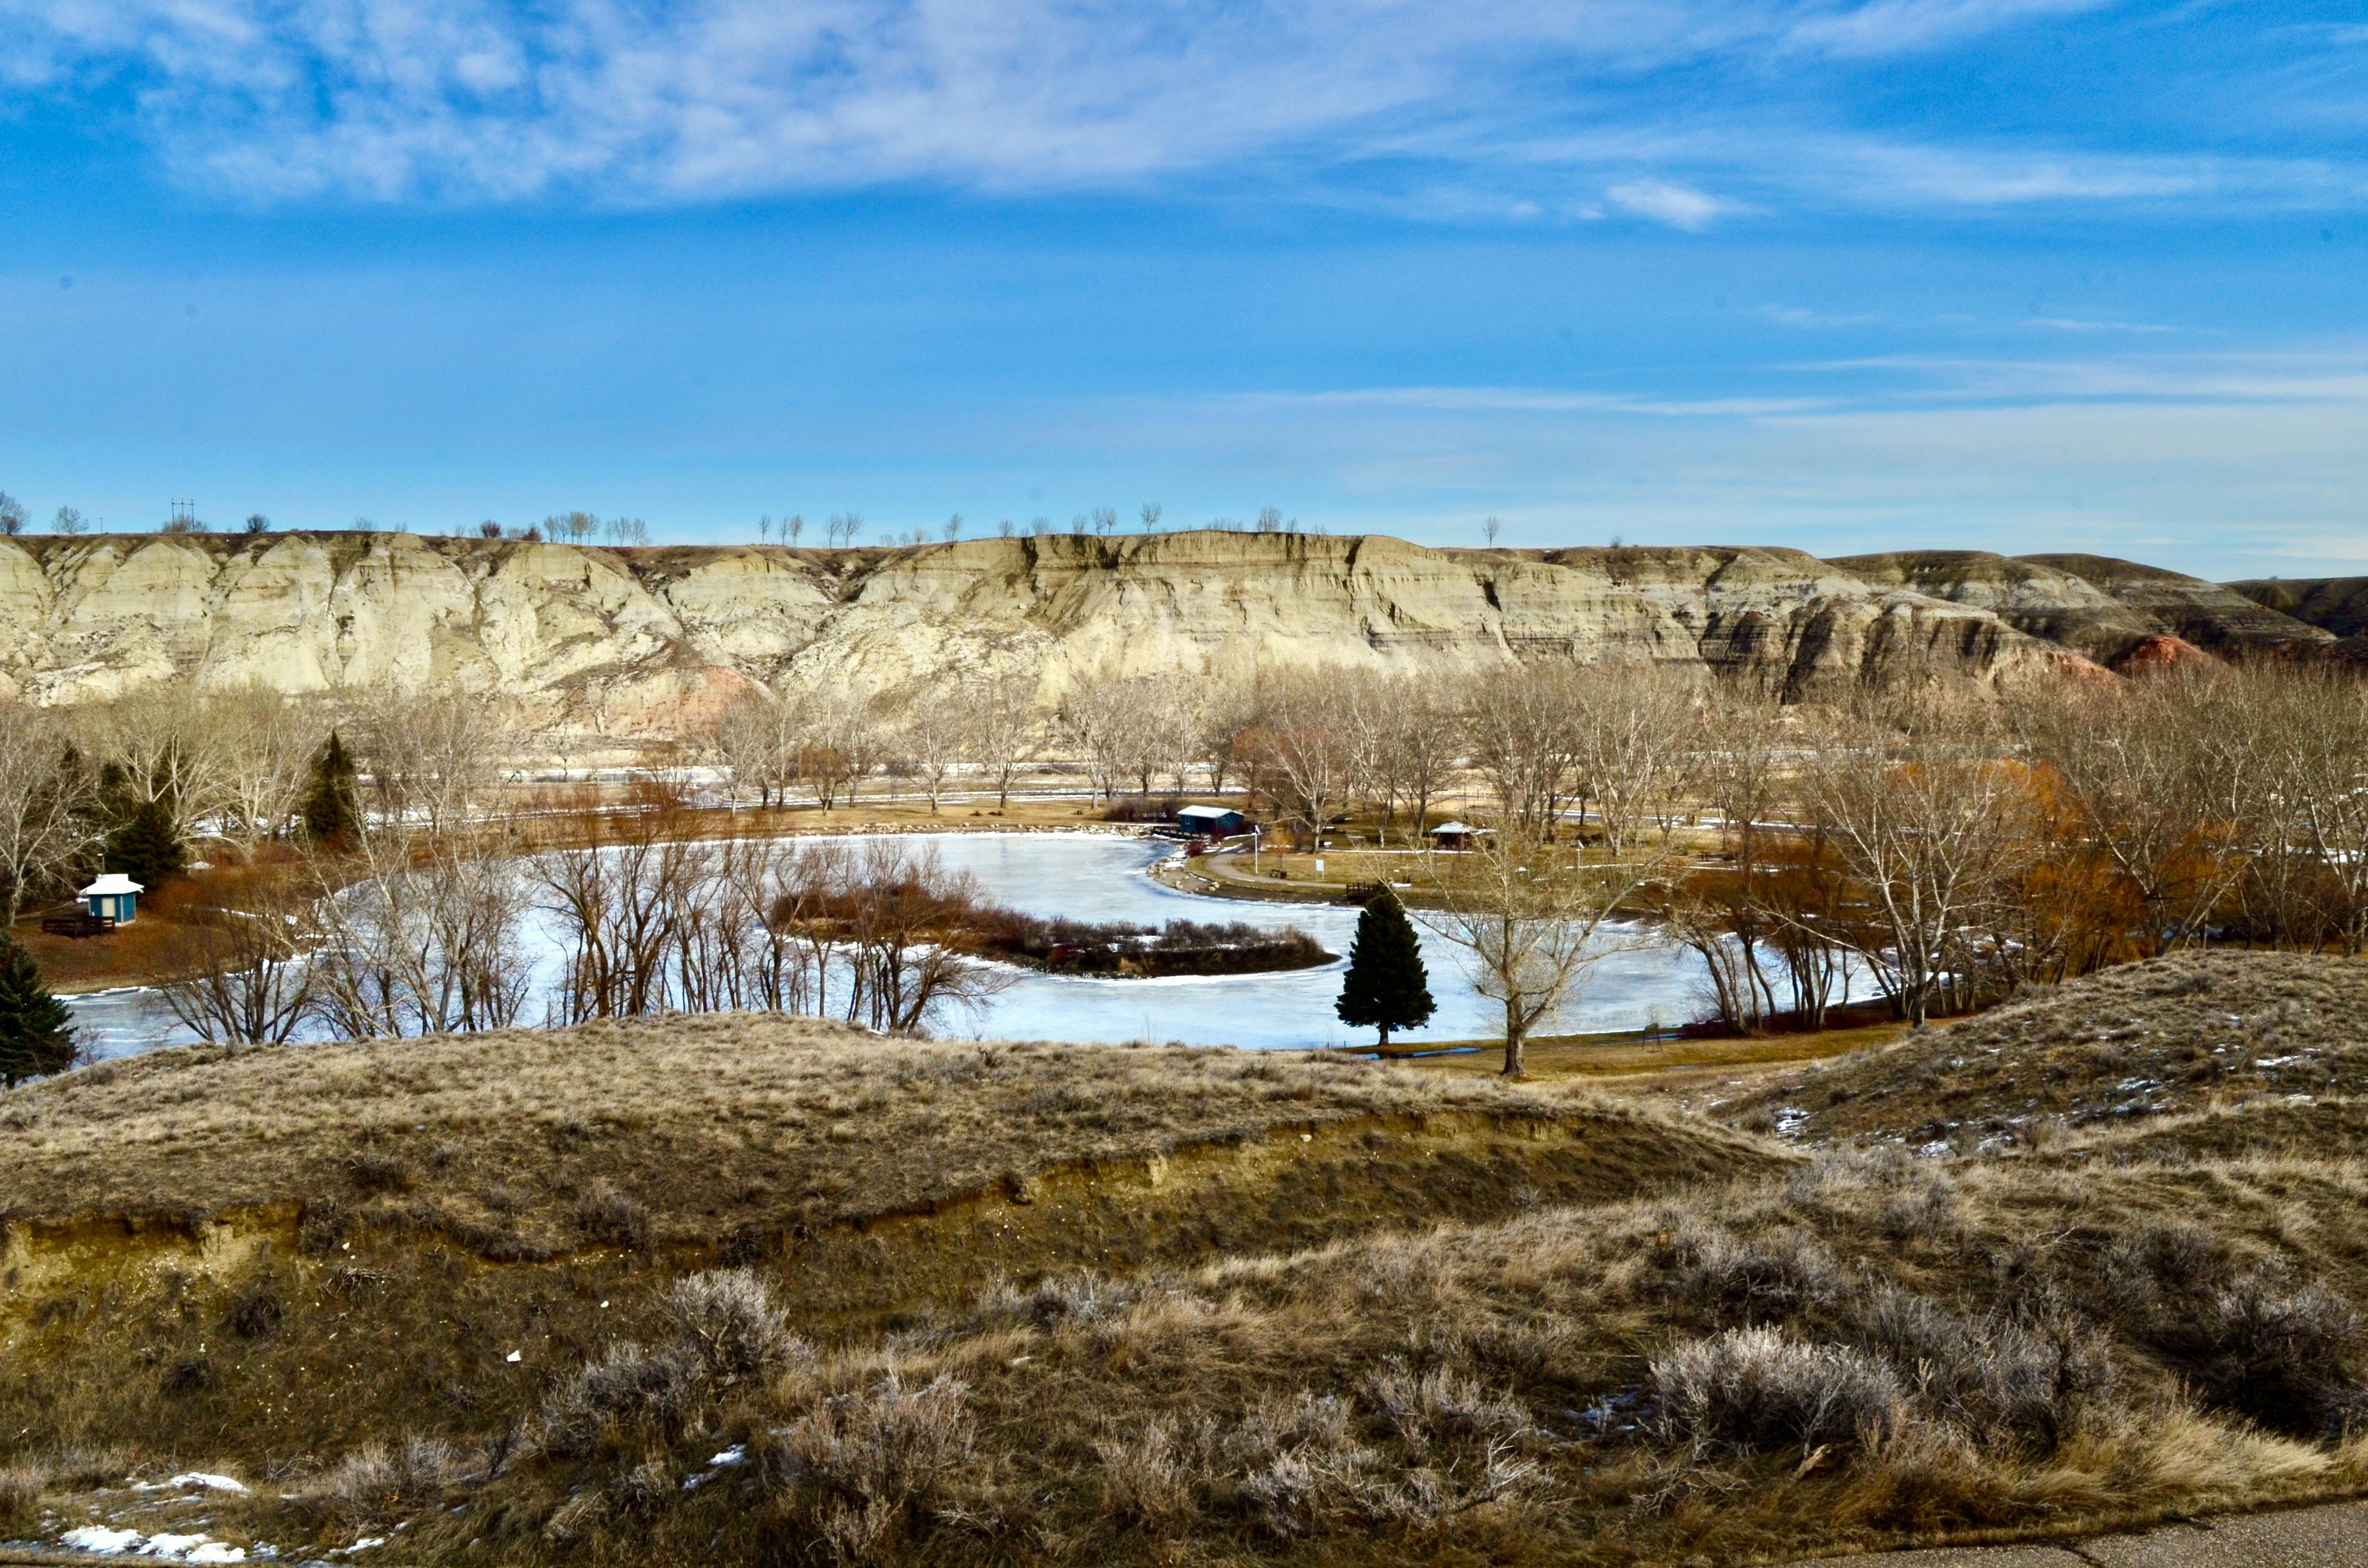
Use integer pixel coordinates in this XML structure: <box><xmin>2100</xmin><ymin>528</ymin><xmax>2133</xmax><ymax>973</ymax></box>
<box><xmin>1096</xmin><ymin>1417</ymin><xmax>1205</xmax><ymax>1528</ymax></box>
<box><xmin>608</xmin><ymin>1455</ymin><xmax>677</xmax><ymax>1517</ymax></box>
<box><xmin>0</xmin><ymin>1462</ymin><xmax>49</xmax><ymax>1530</ymax></box>
<box><xmin>2174</xmin><ymin>1278</ymin><xmax>2365</xmax><ymax>1437</ymax></box>
<box><xmin>1670</xmin><ymin>1226</ymin><xmax>1846</xmax><ymax>1316</ymax></box>
<box><xmin>573</xmin><ymin>1181</ymin><xmax>650</xmax><ymax>1250</ymax></box>
<box><xmin>667</xmin><ymin>1269</ymin><xmax>806</xmax><ymax>1388</ymax></box>
<box><xmin>760</xmin><ymin>1373</ymin><xmax>974</xmax><ymax>1565</ymax></box>
<box><xmin>1363</xmin><ymin>1363</ymin><xmax>1529</xmax><ymax>1452</ymax></box>
<box><xmin>1651</xmin><ymin>1327</ymin><xmax>1907</xmax><ymax>1455</ymax></box>
<box><xmin>539</xmin><ymin>1344</ymin><xmax>701</xmax><ymax>1459</ymax></box>
<box><xmin>321</xmin><ymin>1437</ymin><xmax>463</xmax><ymax>1524</ymax></box>
<box><xmin>1220</xmin><ymin>1392</ymin><xmax>1382</xmax><ymax>1539</ymax></box>
<box><xmin>1853</xmin><ymin>1291</ymin><xmax>2111</xmax><ymax>1451</ymax></box>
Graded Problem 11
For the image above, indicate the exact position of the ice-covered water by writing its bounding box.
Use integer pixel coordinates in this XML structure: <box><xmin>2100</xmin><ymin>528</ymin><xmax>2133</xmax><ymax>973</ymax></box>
<box><xmin>65</xmin><ymin>831</ymin><xmax>1725</xmax><ymax>1056</ymax></box>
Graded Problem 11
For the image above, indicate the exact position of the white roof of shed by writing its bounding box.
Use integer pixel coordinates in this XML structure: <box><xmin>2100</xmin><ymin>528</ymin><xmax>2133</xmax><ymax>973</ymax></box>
<box><xmin>80</xmin><ymin>874</ymin><xmax>145</xmax><ymax>896</ymax></box>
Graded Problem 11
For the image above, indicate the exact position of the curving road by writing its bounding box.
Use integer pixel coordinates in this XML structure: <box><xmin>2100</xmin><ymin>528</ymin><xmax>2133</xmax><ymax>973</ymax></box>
<box><xmin>1787</xmin><ymin>1498</ymin><xmax>2368</xmax><ymax>1568</ymax></box>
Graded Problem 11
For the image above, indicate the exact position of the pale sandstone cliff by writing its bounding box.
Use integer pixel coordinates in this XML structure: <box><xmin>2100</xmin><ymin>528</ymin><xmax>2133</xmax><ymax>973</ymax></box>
<box><xmin>0</xmin><ymin>530</ymin><xmax>2101</xmax><ymax>727</ymax></box>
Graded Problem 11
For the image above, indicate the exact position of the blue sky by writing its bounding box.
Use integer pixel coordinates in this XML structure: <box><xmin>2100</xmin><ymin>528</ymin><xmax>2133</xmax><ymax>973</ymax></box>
<box><xmin>0</xmin><ymin>1</ymin><xmax>2362</xmax><ymax>579</ymax></box>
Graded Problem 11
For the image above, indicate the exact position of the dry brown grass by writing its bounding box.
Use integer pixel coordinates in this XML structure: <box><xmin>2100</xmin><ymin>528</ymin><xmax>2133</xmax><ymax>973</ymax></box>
<box><xmin>1724</xmin><ymin>950</ymin><xmax>2368</xmax><ymax>1149</ymax></box>
<box><xmin>15</xmin><ymin>961</ymin><xmax>2368</xmax><ymax>1566</ymax></box>
<box><xmin>72</xmin><ymin>1127</ymin><xmax>2368</xmax><ymax>1568</ymax></box>
<box><xmin>0</xmin><ymin>1015</ymin><xmax>1748</xmax><ymax>1256</ymax></box>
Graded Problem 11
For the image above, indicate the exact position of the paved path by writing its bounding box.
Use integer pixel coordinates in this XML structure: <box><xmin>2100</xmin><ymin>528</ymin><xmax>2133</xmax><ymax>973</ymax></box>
<box><xmin>1789</xmin><ymin>1498</ymin><xmax>2368</xmax><ymax>1568</ymax></box>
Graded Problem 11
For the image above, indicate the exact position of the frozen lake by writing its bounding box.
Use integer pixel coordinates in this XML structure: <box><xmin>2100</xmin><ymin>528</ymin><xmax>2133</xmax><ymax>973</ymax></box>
<box><xmin>65</xmin><ymin>831</ymin><xmax>1725</xmax><ymax>1057</ymax></box>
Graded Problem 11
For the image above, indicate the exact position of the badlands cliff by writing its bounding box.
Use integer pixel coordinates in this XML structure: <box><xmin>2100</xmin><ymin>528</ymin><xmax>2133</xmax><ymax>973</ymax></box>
<box><xmin>0</xmin><ymin>530</ymin><xmax>2325</xmax><ymax>728</ymax></box>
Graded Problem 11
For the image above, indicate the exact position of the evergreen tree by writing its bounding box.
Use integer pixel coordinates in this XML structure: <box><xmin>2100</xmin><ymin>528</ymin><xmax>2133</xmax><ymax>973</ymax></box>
<box><xmin>1335</xmin><ymin>891</ymin><xmax>1435</xmax><ymax>1048</ymax></box>
<box><xmin>0</xmin><ymin>931</ymin><xmax>74</xmax><ymax>1088</ymax></box>
<box><xmin>302</xmin><ymin>731</ymin><xmax>361</xmax><ymax>847</ymax></box>
<box><xmin>106</xmin><ymin>796</ymin><xmax>185</xmax><ymax>891</ymax></box>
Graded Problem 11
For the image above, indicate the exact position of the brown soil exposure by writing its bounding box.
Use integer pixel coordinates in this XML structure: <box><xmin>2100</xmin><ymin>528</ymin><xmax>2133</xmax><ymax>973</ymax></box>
<box><xmin>11</xmin><ymin>964</ymin><xmax>2368</xmax><ymax>1567</ymax></box>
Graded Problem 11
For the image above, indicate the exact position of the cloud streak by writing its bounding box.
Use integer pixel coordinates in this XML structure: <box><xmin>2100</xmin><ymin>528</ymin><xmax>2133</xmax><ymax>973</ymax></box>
<box><xmin>0</xmin><ymin>0</ymin><xmax>2347</xmax><ymax>212</ymax></box>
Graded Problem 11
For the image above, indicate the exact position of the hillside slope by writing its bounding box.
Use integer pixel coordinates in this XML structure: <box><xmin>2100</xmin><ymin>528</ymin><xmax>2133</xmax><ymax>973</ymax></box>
<box><xmin>0</xmin><ymin>531</ymin><xmax>2095</xmax><ymax>722</ymax></box>
<box><xmin>12</xmin><ymin>997</ymin><xmax>2368</xmax><ymax>1566</ymax></box>
<box><xmin>2227</xmin><ymin>577</ymin><xmax>2368</xmax><ymax>639</ymax></box>
<box><xmin>1725</xmin><ymin>951</ymin><xmax>2368</xmax><ymax>1149</ymax></box>
<box><xmin>1831</xmin><ymin>551</ymin><xmax>2332</xmax><ymax>670</ymax></box>
<box><xmin>2018</xmin><ymin>553</ymin><xmax>2332</xmax><ymax>659</ymax></box>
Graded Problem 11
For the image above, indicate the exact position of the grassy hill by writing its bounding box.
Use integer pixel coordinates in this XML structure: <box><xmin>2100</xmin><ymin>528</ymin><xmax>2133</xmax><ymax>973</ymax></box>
<box><xmin>1721</xmin><ymin>952</ymin><xmax>2368</xmax><ymax>1151</ymax></box>
<box><xmin>9</xmin><ymin>978</ymin><xmax>2368</xmax><ymax>1566</ymax></box>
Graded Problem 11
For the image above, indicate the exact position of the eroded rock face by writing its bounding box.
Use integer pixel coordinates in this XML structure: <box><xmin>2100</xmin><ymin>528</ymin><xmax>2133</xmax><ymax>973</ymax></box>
<box><xmin>2227</xmin><ymin>577</ymin><xmax>2368</xmax><ymax>641</ymax></box>
<box><xmin>0</xmin><ymin>530</ymin><xmax>2101</xmax><ymax>724</ymax></box>
<box><xmin>1834</xmin><ymin>549</ymin><xmax>2332</xmax><ymax>671</ymax></box>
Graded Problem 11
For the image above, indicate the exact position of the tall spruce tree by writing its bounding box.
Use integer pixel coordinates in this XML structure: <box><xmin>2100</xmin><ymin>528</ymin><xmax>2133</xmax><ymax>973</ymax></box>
<box><xmin>106</xmin><ymin>796</ymin><xmax>185</xmax><ymax>892</ymax></box>
<box><xmin>1335</xmin><ymin>891</ymin><xmax>1435</xmax><ymax>1048</ymax></box>
<box><xmin>302</xmin><ymin>731</ymin><xmax>361</xmax><ymax>847</ymax></box>
<box><xmin>0</xmin><ymin>931</ymin><xmax>74</xmax><ymax>1088</ymax></box>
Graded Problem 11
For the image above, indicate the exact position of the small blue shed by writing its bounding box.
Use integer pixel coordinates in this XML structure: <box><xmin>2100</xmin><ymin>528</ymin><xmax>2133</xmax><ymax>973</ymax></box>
<box><xmin>1176</xmin><ymin>805</ymin><xmax>1246</xmax><ymax>837</ymax></box>
<box><xmin>79</xmin><ymin>874</ymin><xmax>144</xmax><ymax>925</ymax></box>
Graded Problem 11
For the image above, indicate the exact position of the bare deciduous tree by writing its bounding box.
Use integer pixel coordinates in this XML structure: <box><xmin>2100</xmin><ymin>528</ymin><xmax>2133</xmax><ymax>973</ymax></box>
<box><xmin>1253</xmin><ymin>675</ymin><xmax>1355</xmax><ymax>849</ymax></box>
<box><xmin>1460</xmin><ymin>663</ymin><xmax>1580</xmax><ymax>837</ymax></box>
<box><xmin>152</xmin><ymin>871</ymin><xmax>319</xmax><ymax>1046</ymax></box>
<box><xmin>0</xmin><ymin>704</ymin><xmax>100</xmax><ymax>923</ymax></box>
<box><xmin>894</xmin><ymin>682</ymin><xmax>970</xmax><ymax>814</ymax></box>
<box><xmin>1420</xmin><ymin>819</ymin><xmax>1667</xmax><ymax>1076</ymax></box>
<box><xmin>352</xmin><ymin>686</ymin><xmax>510</xmax><ymax>837</ymax></box>
<box><xmin>310</xmin><ymin>831</ymin><xmax>532</xmax><ymax>1038</ymax></box>
<box><xmin>1796</xmin><ymin>697</ymin><xmax>2023</xmax><ymax>1025</ymax></box>
<box><xmin>210</xmin><ymin>686</ymin><xmax>323</xmax><ymax>847</ymax></box>
<box><xmin>963</xmin><ymin>667</ymin><xmax>1042</xmax><ymax>811</ymax></box>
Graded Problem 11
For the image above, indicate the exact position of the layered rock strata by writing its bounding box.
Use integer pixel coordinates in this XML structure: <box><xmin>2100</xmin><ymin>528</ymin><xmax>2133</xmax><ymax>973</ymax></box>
<box><xmin>0</xmin><ymin>530</ymin><xmax>2133</xmax><ymax>725</ymax></box>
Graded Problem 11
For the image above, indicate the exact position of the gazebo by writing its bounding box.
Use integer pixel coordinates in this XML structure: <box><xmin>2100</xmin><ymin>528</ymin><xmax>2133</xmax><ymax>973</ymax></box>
<box><xmin>1426</xmin><ymin>821</ymin><xmax>1485</xmax><ymax>851</ymax></box>
<box><xmin>78</xmin><ymin>874</ymin><xmax>144</xmax><ymax>926</ymax></box>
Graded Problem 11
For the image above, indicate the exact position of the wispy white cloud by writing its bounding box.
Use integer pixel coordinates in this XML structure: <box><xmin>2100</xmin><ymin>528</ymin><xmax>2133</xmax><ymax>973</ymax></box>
<box><xmin>1778</xmin><ymin>0</ymin><xmax>2109</xmax><ymax>58</ymax></box>
<box><xmin>2021</xmin><ymin>317</ymin><xmax>2181</xmax><ymax>334</ymax></box>
<box><xmin>1759</xmin><ymin>304</ymin><xmax>1885</xmax><ymax>326</ymax></box>
<box><xmin>0</xmin><ymin>0</ymin><xmax>2346</xmax><ymax>214</ymax></box>
<box><xmin>1605</xmin><ymin>177</ymin><xmax>1738</xmax><ymax>228</ymax></box>
<box><xmin>1805</xmin><ymin>348</ymin><xmax>2368</xmax><ymax>404</ymax></box>
<box><xmin>1240</xmin><ymin>386</ymin><xmax>1836</xmax><ymax>417</ymax></box>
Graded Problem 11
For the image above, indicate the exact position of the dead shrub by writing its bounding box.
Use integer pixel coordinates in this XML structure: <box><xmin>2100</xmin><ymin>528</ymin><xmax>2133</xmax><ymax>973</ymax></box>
<box><xmin>1362</xmin><ymin>1362</ymin><xmax>1530</xmax><ymax>1453</ymax></box>
<box><xmin>608</xmin><ymin>1455</ymin><xmax>677</xmax><ymax>1518</ymax></box>
<box><xmin>666</xmin><ymin>1269</ymin><xmax>806</xmax><ymax>1389</ymax></box>
<box><xmin>1096</xmin><ymin>1417</ymin><xmax>1207</xmax><ymax>1529</ymax></box>
<box><xmin>159</xmin><ymin>1355</ymin><xmax>211</xmax><ymax>1397</ymax></box>
<box><xmin>1651</xmin><ymin>1327</ymin><xmax>1908</xmax><ymax>1457</ymax></box>
<box><xmin>1669</xmin><ymin>1225</ymin><xmax>1847</xmax><ymax>1316</ymax></box>
<box><xmin>1852</xmin><ymin>1291</ymin><xmax>2112</xmax><ymax>1451</ymax></box>
<box><xmin>2098</xmin><ymin>1223</ymin><xmax>2234</xmax><ymax>1319</ymax></box>
<box><xmin>1877</xmin><ymin>1176</ymin><xmax>1958</xmax><ymax>1242</ymax></box>
<box><xmin>2166</xmin><ymin>1278</ymin><xmax>2366</xmax><ymax>1437</ymax></box>
<box><xmin>348</xmin><ymin>1153</ymin><xmax>416</xmax><ymax>1195</ymax></box>
<box><xmin>573</xmin><ymin>1181</ymin><xmax>650</xmax><ymax>1250</ymax></box>
<box><xmin>0</xmin><ymin>1462</ymin><xmax>49</xmax><ymax>1531</ymax></box>
<box><xmin>539</xmin><ymin>1344</ymin><xmax>701</xmax><ymax>1459</ymax></box>
<box><xmin>758</xmin><ymin>1373</ymin><xmax>974</xmax><ymax>1565</ymax></box>
<box><xmin>320</xmin><ymin>1437</ymin><xmax>464</xmax><ymax>1524</ymax></box>
<box><xmin>298</xmin><ymin>1196</ymin><xmax>355</xmax><ymax>1256</ymax></box>
<box><xmin>225</xmin><ymin>1288</ymin><xmax>284</xmax><ymax>1340</ymax></box>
